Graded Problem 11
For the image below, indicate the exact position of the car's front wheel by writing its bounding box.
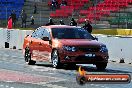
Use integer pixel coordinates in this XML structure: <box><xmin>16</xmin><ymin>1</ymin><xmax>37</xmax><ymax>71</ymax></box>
<box><xmin>96</xmin><ymin>62</ymin><xmax>107</xmax><ymax>70</ymax></box>
<box><xmin>51</xmin><ymin>50</ymin><xmax>61</xmax><ymax>68</ymax></box>
<box><xmin>24</xmin><ymin>47</ymin><xmax>36</xmax><ymax>65</ymax></box>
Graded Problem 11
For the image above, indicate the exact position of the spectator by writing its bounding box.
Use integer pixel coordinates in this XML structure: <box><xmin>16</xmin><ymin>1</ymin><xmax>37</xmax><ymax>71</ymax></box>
<box><xmin>82</xmin><ymin>19</ymin><xmax>92</xmax><ymax>33</ymax></box>
<box><xmin>92</xmin><ymin>0</ymin><xmax>101</xmax><ymax>6</ymax></box>
<box><xmin>33</xmin><ymin>3</ymin><xmax>37</xmax><ymax>14</ymax></box>
<box><xmin>30</xmin><ymin>16</ymin><xmax>34</xmax><ymax>25</ymax></box>
<box><xmin>7</xmin><ymin>16</ymin><xmax>12</xmax><ymax>29</ymax></box>
<box><xmin>10</xmin><ymin>10</ymin><xmax>16</xmax><ymax>27</ymax></box>
<box><xmin>45</xmin><ymin>18</ymin><xmax>55</xmax><ymax>26</ymax></box>
<box><xmin>70</xmin><ymin>18</ymin><xmax>77</xmax><ymax>26</ymax></box>
<box><xmin>51</xmin><ymin>0</ymin><xmax>58</xmax><ymax>10</ymax></box>
<box><xmin>59</xmin><ymin>20</ymin><xmax>65</xmax><ymax>25</ymax></box>
<box><xmin>20</xmin><ymin>10</ymin><xmax>27</xmax><ymax>28</ymax></box>
<box><xmin>60</xmin><ymin>0</ymin><xmax>67</xmax><ymax>6</ymax></box>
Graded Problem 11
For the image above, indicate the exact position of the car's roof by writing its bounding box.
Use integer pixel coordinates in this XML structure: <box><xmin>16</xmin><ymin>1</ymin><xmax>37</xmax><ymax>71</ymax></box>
<box><xmin>41</xmin><ymin>25</ymin><xmax>81</xmax><ymax>29</ymax></box>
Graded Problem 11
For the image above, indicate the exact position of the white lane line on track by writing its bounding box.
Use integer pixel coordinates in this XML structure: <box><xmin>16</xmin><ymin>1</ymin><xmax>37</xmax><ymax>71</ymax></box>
<box><xmin>95</xmin><ymin>85</ymin><xmax>99</xmax><ymax>87</ymax></box>
<box><xmin>11</xmin><ymin>56</ymin><xmax>18</xmax><ymax>58</ymax></box>
<box><xmin>0</xmin><ymin>59</ymin><xmax>24</xmax><ymax>66</ymax></box>
<box><xmin>0</xmin><ymin>85</ymin><xmax>3</xmax><ymax>87</ymax></box>
<box><xmin>31</xmin><ymin>66</ymin><xmax>52</xmax><ymax>72</ymax></box>
<box><xmin>3</xmin><ymin>81</ymin><xmax>67</xmax><ymax>88</ymax></box>
<box><xmin>5</xmin><ymin>81</ymin><xmax>14</xmax><ymax>83</ymax></box>
<box><xmin>105</xmin><ymin>87</ymin><xmax>109</xmax><ymax>88</ymax></box>
<box><xmin>6</xmin><ymin>85</ymin><xmax>9</xmax><ymax>87</ymax></box>
<box><xmin>45</xmin><ymin>83</ymin><xmax>67</xmax><ymax>88</ymax></box>
<box><xmin>19</xmin><ymin>57</ymin><xmax>24</xmax><ymax>59</ymax></box>
<box><xmin>0</xmin><ymin>68</ymin><xmax>67</xmax><ymax>84</ymax></box>
<box><xmin>101</xmin><ymin>86</ymin><xmax>105</xmax><ymax>88</ymax></box>
<box><xmin>0</xmin><ymin>55</ymin><xmax>24</xmax><ymax>61</ymax></box>
<box><xmin>0</xmin><ymin>54</ymin><xmax>24</xmax><ymax>59</ymax></box>
<box><xmin>10</xmin><ymin>87</ymin><xmax>14</xmax><ymax>88</ymax></box>
<box><xmin>90</xmin><ymin>84</ymin><xmax>94</xmax><ymax>86</ymax></box>
<box><xmin>3</xmin><ymin>55</ymin><xmax>10</xmax><ymax>57</ymax></box>
<box><xmin>35</xmin><ymin>82</ymin><xmax>67</xmax><ymax>88</ymax></box>
<box><xmin>31</xmin><ymin>65</ymin><xmax>76</xmax><ymax>75</ymax></box>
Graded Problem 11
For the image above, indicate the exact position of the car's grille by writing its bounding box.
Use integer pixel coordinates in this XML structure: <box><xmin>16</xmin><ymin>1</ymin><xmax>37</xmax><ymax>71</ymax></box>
<box><xmin>75</xmin><ymin>56</ymin><xmax>104</xmax><ymax>62</ymax></box>
<box><xmin>78</xmin><ymin>47</ymin><xmax>100</xmax><ymax>52</ymax></box>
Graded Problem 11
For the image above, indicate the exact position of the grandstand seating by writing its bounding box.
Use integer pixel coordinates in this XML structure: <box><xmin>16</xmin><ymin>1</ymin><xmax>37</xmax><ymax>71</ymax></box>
<box><xmin>0</xmin><ymin>0</ymin><xmax>24</xmax><ymax>20</ymax></box>
<box><xmin>19</xmin><ymin>0</ymin><xmax>51</xmax><ymax>26</ymax></box>
<box><xmin>49</xmin><ymin>0</ymin><xmax>89</xmax><ymax>18</ymax></box>
<box><xmin>78</xmin><ymin>0</ymin><xmax>132</xmax><ymax>24</ymax></box>
<box><xmin>0</xmin><ymin>0</ymin><xmax>52</xmax><ymax>27</ymax></box>
<box><xmin>1</xmin><ymin>0</ymin><xmax>131</xmax><ymax>28</ymax></box>
<box><xmin>109</xmin><ymin>14</ymin><xmax>132</xmax><ymax>25</ymax></box>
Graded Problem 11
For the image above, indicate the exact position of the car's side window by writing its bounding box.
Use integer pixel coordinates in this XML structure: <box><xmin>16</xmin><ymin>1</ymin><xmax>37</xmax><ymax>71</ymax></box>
<box><xmin>31</xmin><ymin>27</ymin><xmax>41</xmax><ymax>38</ymax></box>
<box><xmin>39</xmin><ymin>28</ymin><xmax>51</xmax><ymax>40</ymax></box>
<box><xmin>31</xmin><ymin>27</ymin><xmax>51</xmax><ymax>40</ymax></box>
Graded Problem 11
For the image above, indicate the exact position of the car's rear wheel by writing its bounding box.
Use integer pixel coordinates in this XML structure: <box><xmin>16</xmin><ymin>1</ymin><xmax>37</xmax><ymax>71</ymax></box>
<box><xmin>24</xmin><ymin>47</ymin><xmax>36</xmax><ymax>65</ymax></box>
<box><xmin>96</xmin><ymin>63</ymin><xmax>107</xmax><ymax>70</ymax></box>
<box><xmin>51</xmin><ymin>50</ymin><xmax>61</xmax><ymax>68</ymax></box>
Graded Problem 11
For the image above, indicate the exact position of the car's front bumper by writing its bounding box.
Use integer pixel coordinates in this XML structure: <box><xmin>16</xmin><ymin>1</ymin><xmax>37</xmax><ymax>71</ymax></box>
<box><xmin>59</xmin><ymin>50</ymin><xmax>109</xmax><ymax>64</ymax></box>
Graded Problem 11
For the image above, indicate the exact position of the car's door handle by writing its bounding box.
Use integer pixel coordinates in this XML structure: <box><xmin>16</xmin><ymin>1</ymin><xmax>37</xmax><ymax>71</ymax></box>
<box><xmin>39</xmin><ymin>42</ymin><xmax>42</xmax><ymax>45</ymax></box>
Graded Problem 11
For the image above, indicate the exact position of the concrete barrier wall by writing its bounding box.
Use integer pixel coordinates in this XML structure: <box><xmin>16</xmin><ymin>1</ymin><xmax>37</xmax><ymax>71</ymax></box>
<box><xmin>97</xmin><ymin>35</ymin><xmax>132</xmax><ymax>64</ymax></box>
<box><xmin>0</xmin><ymin>29</ymin><xmax>4</xmax><ymax>48</ymax></box>
<box><xmin>0</xmin><ymin>28</ymin><xmax>33</xmax><ymax>49</ymax></box>
<box><xmin>0</xmin><ymin>28</ymin><xmax>131</xmax><ymax>64</ymax></box>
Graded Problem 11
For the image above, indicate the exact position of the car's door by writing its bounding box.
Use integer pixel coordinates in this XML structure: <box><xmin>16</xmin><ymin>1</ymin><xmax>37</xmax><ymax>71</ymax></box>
<box><xmin>30</xmin><ymin>27</ymin><xmax>42</xmax><ymax>60</ymax></box>
<box><xmin>37</xmin><ymin>27</ymin><xmax>52</xmax><ymax>62</ymax></box>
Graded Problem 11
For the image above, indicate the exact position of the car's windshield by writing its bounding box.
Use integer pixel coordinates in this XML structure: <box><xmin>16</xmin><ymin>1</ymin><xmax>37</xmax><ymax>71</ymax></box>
<box><xmin>52</xmin><ymin>28</ymin><xmax>94</xmax><ymax>39</ymax></box>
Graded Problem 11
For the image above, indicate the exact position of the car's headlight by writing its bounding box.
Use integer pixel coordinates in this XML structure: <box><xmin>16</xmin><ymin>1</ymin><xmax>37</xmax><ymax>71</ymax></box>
<box><xmin>63</xmin><ymin>46</ymin><xmax>77</xmax><ymax>52</ymax></box>
<box><xmin>100</xmin><ymin>46</ymin><xmax>108</xmax><ymax>52</ymax></box>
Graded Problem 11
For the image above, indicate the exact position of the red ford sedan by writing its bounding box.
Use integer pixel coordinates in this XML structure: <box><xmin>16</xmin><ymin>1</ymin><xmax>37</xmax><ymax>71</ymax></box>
<box><xmin>23</xmin><ymin>25</ymin><xmax>109</xmax><ymax>70</ymax></box>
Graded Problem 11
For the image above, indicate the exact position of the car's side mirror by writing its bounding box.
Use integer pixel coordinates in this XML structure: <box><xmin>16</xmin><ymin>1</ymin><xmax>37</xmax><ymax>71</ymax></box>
<box><xmin>94</xmin><ymin>37</ymin><xmax>98</xmax><ymax>41</ymax></box>
<box><xmin>25</xmin><ymin>35</ymin><xmax>29</xmax><ymax>38</ymax></box>
<box><xmin>42</xmin><ymin>37</ymin><xmax>49</xmax><ymax>41</ymax></box>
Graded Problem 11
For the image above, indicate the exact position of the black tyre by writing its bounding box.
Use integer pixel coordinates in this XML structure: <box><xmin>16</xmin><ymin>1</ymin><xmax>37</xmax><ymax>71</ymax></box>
<box><xmin>96</xmin><ymin>63</ymin><xmax>107</xmax><ymax>70</ymax></box>
<box><xmin>51</xmin><ymin>50</ymin><xmax>61</xmax><ymax>68</ymax></box>
<box><xmin>24</xmin><ymin>47</ymin><xmax>36</xmax><ymax>65</ymax></box>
